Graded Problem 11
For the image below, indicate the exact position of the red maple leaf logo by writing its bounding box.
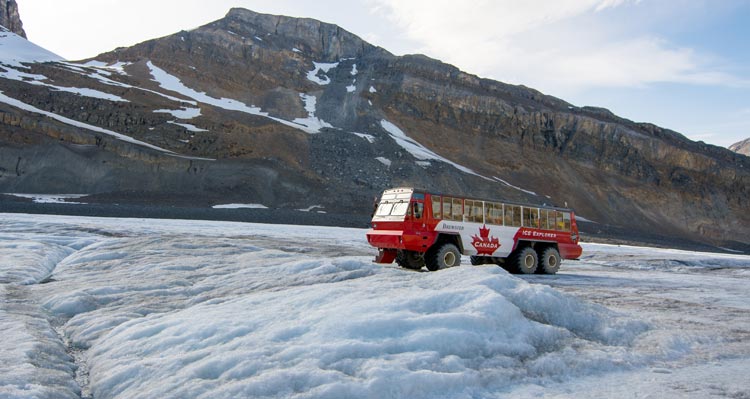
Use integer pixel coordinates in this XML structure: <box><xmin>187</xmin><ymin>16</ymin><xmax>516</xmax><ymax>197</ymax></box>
<box><xmin>472</xmin><ymin>224</ymin><xmax>500</xmax><ymax>255</ymax></box>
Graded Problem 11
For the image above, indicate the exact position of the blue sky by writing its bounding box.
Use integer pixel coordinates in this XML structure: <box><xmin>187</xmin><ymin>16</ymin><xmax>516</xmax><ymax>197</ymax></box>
<box><xmin>17</xmin><ymin>0</ymin><xmax>750</xmax><ymax>147</ymax></box>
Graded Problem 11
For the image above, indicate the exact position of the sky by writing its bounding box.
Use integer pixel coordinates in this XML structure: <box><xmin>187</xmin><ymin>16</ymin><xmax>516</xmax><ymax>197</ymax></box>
<box><xmin>15</xmin><ymin>0</ymin><xmax>750</xmax><ymax>148</ymax></box>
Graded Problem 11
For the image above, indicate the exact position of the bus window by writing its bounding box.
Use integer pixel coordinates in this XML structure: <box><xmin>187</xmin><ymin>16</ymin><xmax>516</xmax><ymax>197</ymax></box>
<box><xmin>391</xmin><ymin>202</ymin><xmax>409</xmax><ymax>216</ymax></box>
<box><xmin>486</xmin><ymin>202</ymin><xmax>502</xmax><ymax>225</ymax></box>
<box><xmin>443</xmin><ymin>197</ymin><xmax>452</xmax><ymax>220</ymax></box>
<box><xmin>540</xmin><ymin>209</ymin><xmax>549</xmax><ymax>229</ymax></box>
<box><xmin>466</xmin><ymin>200</ymin><xmax>483</xmax><ymax>223</ymax></box>
<box><xmin>504</xmin><ymin>205</ymin><xmax>521</xmax><ymax>227</ymax></box>
<box><xmin>555</xmin><ymin>211</ymin><xmax>565</xmax><ymax>230</ymax></box>
<box><xmin>451</xmin><ymin>198</ymin><xmax>463</xmax><ymax>221</ymax></box>
<box><xmin>412</xmin><ymin>202</ymin><xmax>423</xmax><ymax>219</ymax></box>
<box><xmin>548</xmin><ymin>211</ymin><xmax>556</xmax><ymax>230</ymax></box>
<box><xmin>375</xmin><ymin>203</ymin><xmax>393</xmax><ymax>216</ymax></box>
<box><xmin>563</xmin><ymin>212</ymin><xmax>571</xmax><ymax>231</ymax></box>
<box><xmin>523</xmin><ymin>207</ymin><xmax>539</xmax><ymax>228</ymax></box>
<box><xmin>432</xmin><ymin>195</ymin><xmax>441</xmax><ymax>219</ymax></box>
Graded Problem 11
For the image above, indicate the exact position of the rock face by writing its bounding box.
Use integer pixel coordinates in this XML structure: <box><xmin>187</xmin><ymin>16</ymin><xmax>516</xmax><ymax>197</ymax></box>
<box><xmin>729</xmin><ymin>138</ymin><xmax>750</xmax><ymax>156</ymax></box>
<box><xmin>1</xmin><ymin>8</ymin><xmax>749</xmax><ymax>249</ymax></box>
<box><xmin>0</xmin><ymin>0</ymin><xmax>25</xmax><ymax>38</ymax></box>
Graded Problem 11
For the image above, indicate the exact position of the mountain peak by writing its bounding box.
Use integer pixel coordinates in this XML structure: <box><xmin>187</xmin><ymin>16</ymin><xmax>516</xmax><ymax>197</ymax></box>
<box><xmin>0</xmin><ymin>0</ymin><xmax>25</xmax><ymax>38</ymax></box>
<box><xmin>729</xmin><ymin>138</ymin><xmax>750</xmax><ymax>156</ymax></box>
<box><xmin>219</xmin><ymin>7</ymin><xmax>385</xmax><ymax>61</ymax></box>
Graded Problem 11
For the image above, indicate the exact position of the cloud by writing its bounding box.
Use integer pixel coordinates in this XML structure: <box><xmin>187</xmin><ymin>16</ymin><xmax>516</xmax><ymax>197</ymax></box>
<box><xmin>371</xmin><ymin>0</ymin><xmax>745</xmax><ymax>96</ymax></box>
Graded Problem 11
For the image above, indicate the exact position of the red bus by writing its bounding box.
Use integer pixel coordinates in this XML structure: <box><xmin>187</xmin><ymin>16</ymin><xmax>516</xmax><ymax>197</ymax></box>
<box><xmin>366</xmin><ymin>187</ymin><xmax>582</xmax><ymax>273</ymax></box>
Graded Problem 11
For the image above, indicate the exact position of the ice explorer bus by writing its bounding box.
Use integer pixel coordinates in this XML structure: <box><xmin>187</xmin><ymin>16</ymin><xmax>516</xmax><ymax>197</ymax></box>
<box><xmin>366</xmin><ymin>187</ymin><xmax>582</xmax><ymax>273</ymax></box>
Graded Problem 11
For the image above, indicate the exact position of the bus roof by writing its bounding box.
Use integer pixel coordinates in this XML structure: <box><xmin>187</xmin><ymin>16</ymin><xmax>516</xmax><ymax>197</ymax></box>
<box><xmin>383</xmin><ymin>187</ymin><xmax>577</xmax><ymax>213</ymax></box>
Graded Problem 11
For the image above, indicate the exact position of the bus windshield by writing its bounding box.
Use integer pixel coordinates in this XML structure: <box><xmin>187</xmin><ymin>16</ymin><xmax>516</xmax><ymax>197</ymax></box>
<box><xmin>375</xmin><ymin>201</ymin><xmax>410</xmax><ymax>218</ymax></box>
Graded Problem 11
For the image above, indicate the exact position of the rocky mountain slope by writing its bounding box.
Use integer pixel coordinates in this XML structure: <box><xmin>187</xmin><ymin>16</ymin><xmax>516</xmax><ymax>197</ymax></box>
<box><xmin>0</xmin><ymin>0</ymin><xmax>24</xmax><ymax>37</ymax></box>
<box><xmin>1</xmin><ymin>8</ymin><xmax>748</xmax><ymax>249</ymax></box>
<box><xmin>729</xmin><ymin>138</ymin><xmax>750</xmax><ymax>156</ymax></box>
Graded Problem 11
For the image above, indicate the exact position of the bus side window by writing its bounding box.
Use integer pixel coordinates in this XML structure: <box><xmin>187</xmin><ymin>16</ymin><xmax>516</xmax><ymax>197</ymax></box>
<box><xmin>452</xmin><ymin>198</ymin><xmax>463</xmax><ymax>221</ymax></box>
<box><xmin>485</xmin><ymin>202</ymin><xmax>502</xmax><ymax>225</ymax></box>
<box><xmin>563</xmin><ymin>212</ymin><xmax>571</xmax><ymax>231</ymax></box>
<box><xmin>540</xmin><ymin>209</ymin><xmax>549</xmax><ymax>229</ymax></box>
<box><xmin>556</xmin><ymin>211</ymin><xmax>565</xmax><ymax>230</ymax></box>
<box><xmin>413</xmin><ymin>202</ymin><xmax>423</xmax><ymax>219</ymax></box>
<box><xmin>432</xmin><ymin>195</ymin><xmax>441</xmax><ymax>219</ymax></box>
<box><xmin>513</xmin><ymin>206</ymin><xmax>522</xmax><ymax>227</ymax></box>
<box><xmin>443</xmin><ymin>197</ymin><xmax>452</xmax><ymax>220</ymax></box>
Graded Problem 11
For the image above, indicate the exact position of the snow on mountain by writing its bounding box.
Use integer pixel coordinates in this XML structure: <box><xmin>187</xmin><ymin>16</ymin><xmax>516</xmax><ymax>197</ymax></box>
<box><xmin>148</xmin><ymin>61</ymin><xmax>330</xmax><ymax>134</ymax></box>
<box><xmin>0</xmin><ymin>91</ymin><xmax>181</xmax><ymax>154</ymax></box>
<box><xmin>379</xmin><ymin>119</ymin><xmax>487</xmax><ymax>179</ymax></box>
<box><xmin>2</xmin><ymin>213</ymin><xmax>748</xmax><ymax>398</ymax></box>
<box><xmin>306</xmin><ymin>61</ymin><xmax>339</xmax><ymax>85</ymax></box>
<box><xmin>0</xmin><ymin>27</ymin><xmax>62</xmax><ymax>67</ymax></box>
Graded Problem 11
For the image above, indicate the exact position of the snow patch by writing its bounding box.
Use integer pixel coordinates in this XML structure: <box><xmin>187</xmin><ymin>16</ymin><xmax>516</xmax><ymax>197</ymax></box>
<box><xmin>4</xmin><ymin>193</ymin><xmax>87</xmax><ymax>204</ymax></box>
<box><xmin>306</xmin><ymin>61</ymin><xmax>339</xmax><ymax>85</ymax></box>
<box><xmin>493</xmin><ymin>176</ymin><xmax>537</xmax><ymax>196</ymax></box>
<box><xmin>352</xmin><ymin>132</ymin><xmax>376</xmax><ymax>143</ymax></box>
<box><xmin>0</xmin><ymin>90</ymin><xmax>183</xmax><ymax>155</ymax></box>
<box><xmin>0</xmin><ymin>28</ymin><xmax>63</xmax><ymax>67</ymax></box>
<box><xmin>292</xmin><ymin>93</ymin><xmax>333</xmax><ymax>133</ymax></box>
<box><xmin>350</xmin><ymin>64</ymin><xmax>358</xmax><ymax>76</ymax></box>
<box><xmin>154</xmin><ymin>106</ymin><xmax>201</xmax><ymax>119</ymax></box>
<box><xmin>297</xmin><ymin>205</ymin><xmax>326</xmax><ymax>213</ymax></box>
<box><xmin>369</xmin><ymin>86</ymin><xmax>377</xmax><ymax>93</ymax></box>
<box><xmin>168</xmin><ymin>121</ymin><xmax>208</xmax><ymax>133</ymax></box>
<box><xmin>0</xmin><ymin>65</ymin><xmax>128</xmax><ymax>102</ymax></box>
<box><xmin>212</xmin><ymin>204</ymin><xmax>269</xmax><ymax>209</ymax></box>
<box><xmin>148</xmin><ymin>61</ymin><xmax>325</xmax><ymax>134</ymax></box>
<box><xmin>375</xmin><ymin>157</ymin><xmax>392</xmax><ymax>167</ymax></box>
<box><xmin>380</xmin><ymin>119</ymin><xmax>487</xmax><ymax>178</ymax></box>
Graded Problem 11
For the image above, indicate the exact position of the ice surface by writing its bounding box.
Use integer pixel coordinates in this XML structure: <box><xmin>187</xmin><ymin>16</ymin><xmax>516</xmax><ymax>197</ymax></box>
<box><xmin>1</xmin><ymin>213</ymin><xmax>749</xmax><ymax>398</ymax></box>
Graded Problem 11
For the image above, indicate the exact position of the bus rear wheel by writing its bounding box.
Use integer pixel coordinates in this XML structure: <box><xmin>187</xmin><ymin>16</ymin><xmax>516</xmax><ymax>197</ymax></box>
<box><xmin>396</xmin><ymin>250</ymin><xmax>424</xmax><ymax>270</ymax></box>
<box><xmin>512</xmin><ymin>247</ymin><xmax>538</xmax><ymax>274</ymax></box>
<box><xmin>538</xmin><ymin>247</ymin><xmax>561</xmax><ymax>274</ymax></box>
<box><xmin>426</xmin><ymin>243</ymin><xmax>461</xmax><ymax>271</ymax></box>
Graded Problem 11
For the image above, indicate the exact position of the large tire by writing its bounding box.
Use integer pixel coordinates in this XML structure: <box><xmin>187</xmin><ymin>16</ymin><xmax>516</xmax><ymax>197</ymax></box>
<box><xmin>512</xmin><ymin>247</ymin><xmax>538</xmax><ymax>274</ymax></box>
<box><xmin>426</xmin><ymin>243</ymin><xmax>461</xmax><ymax>271</ymax></box>
<box><xmin>396</xmin><ymin>250</ymin><xmax>424</xmax><ymax>270</ymax></box>
<box><xmin>538</xmin><ymin>247</ymin><xmax>561</xmax><ymax>274</ymax></box>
